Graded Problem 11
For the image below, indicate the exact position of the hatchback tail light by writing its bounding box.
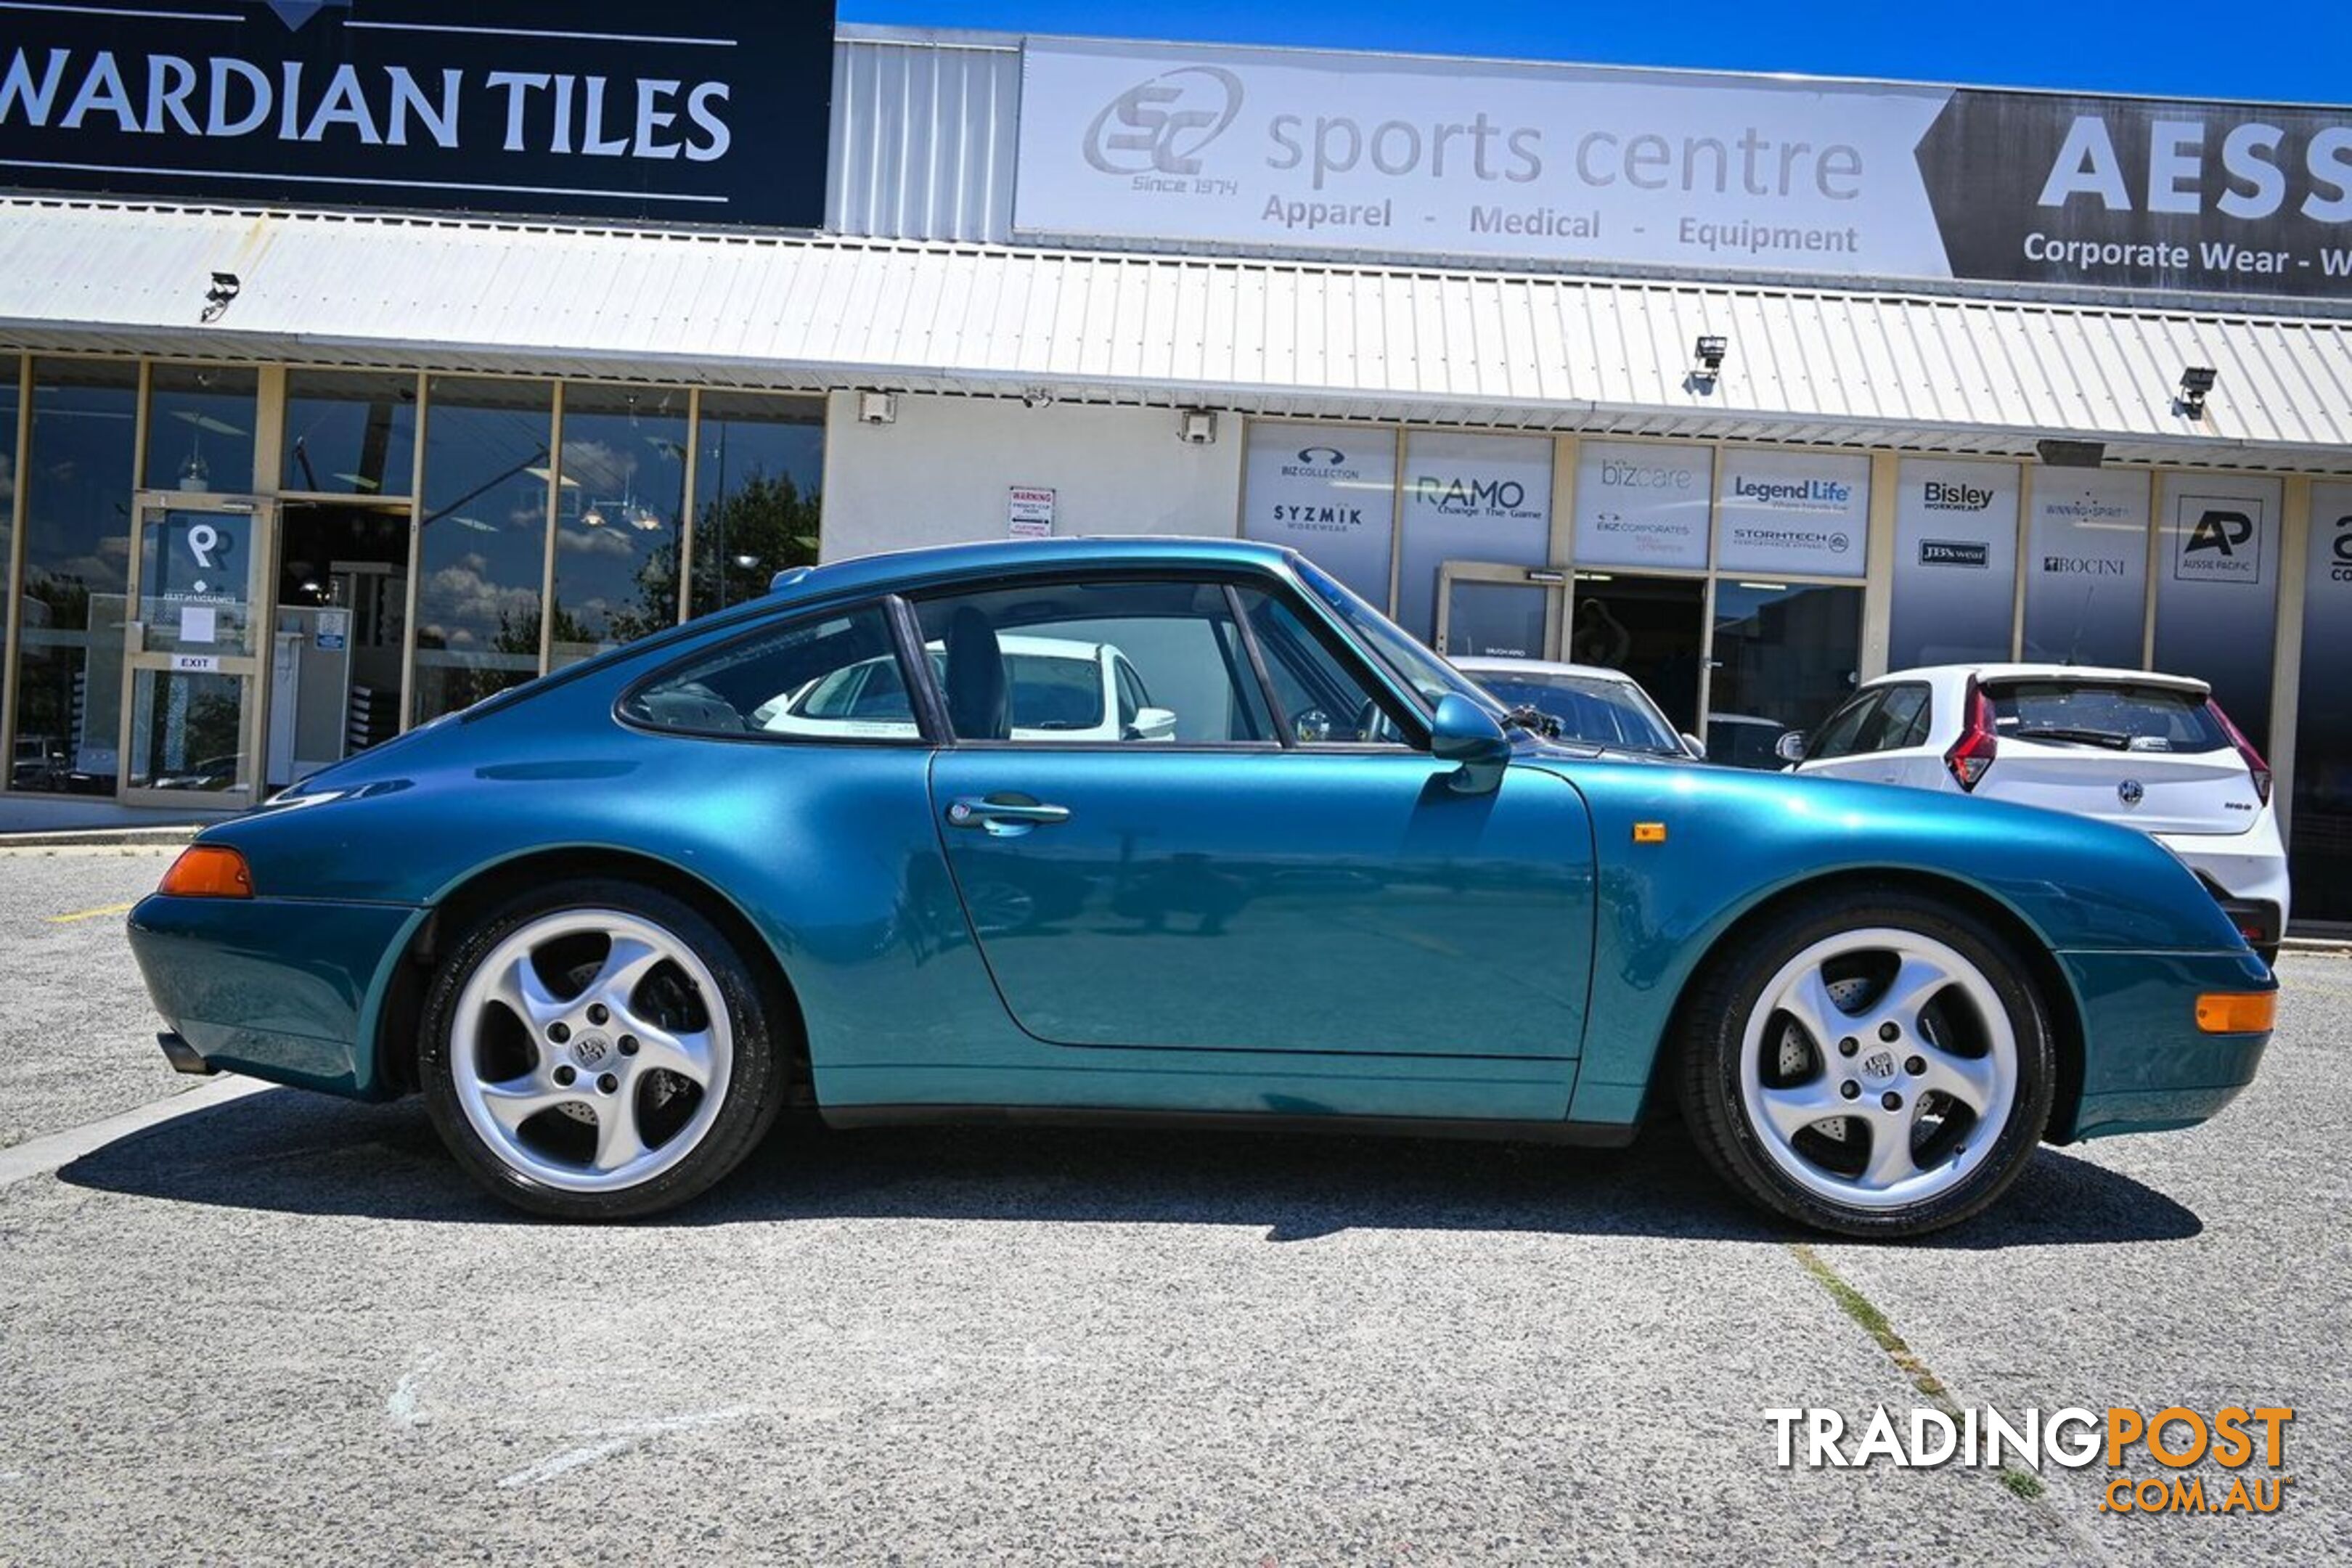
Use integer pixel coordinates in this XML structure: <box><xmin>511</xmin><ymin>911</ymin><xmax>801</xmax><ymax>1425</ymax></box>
<box><xmin>1943</xmin><ymin>677</ymin><xmax>1998</xmax><ymax>791</ymax></box>
<box><xmin>2206</xmin><ymin>699</ymin><xmax>2271</xmax><ymax>805</ymax></box>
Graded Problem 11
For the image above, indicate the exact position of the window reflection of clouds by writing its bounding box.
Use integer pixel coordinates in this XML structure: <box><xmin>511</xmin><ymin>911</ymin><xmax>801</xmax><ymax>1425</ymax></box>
<box><xmin>412</xmin><ymin>377</ymin><xmax>553</xmax><ymax>722</ymax></box>
<box><xmin>552</xmin><ymin>386</ymin><xmax>687</xmax><ymax>663</ymax></box>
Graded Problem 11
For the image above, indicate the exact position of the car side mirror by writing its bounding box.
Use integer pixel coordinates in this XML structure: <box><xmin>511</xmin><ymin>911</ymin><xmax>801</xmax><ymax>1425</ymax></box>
<box><xmin>1774</xmin><ymin>730</ymin><xmax>1808</xmax><ymax>764</ymax></box>
<box><xmin>1430</xmin><ymin>693</ymin><xmax>1511</xmax><ymax>795</ymax></box>
<box><xmin>1681</xmin><ymin>732</ymin><xmax>1707</xmax><ymax>760</ymax></box>
<box><xmin>1124</xmin><ymin>706</ymin><xmax>1178</xmax><ymax>742</ymax></box>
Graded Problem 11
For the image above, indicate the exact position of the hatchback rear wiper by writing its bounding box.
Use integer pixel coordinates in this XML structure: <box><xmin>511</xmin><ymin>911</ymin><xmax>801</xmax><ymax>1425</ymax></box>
<box><xmin>2009</xmin><ymin>724</ymin><xmax>2133</xmax><ymax>749</ymax></box>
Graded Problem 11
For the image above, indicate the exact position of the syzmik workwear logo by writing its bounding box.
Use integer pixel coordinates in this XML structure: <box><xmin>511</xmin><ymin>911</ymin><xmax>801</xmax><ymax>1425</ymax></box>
<box><xmin>1084</xmin><ymin>67</ymin><xmax>1244</xmax><ymax>176</ymax></box>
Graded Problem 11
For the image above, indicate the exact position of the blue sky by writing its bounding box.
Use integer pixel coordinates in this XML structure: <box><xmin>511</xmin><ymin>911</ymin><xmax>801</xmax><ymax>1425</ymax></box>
<box><xmin>838</xmin><ymin>1</ymin><xmax>2350</xmax><ymax>105</ymax></box>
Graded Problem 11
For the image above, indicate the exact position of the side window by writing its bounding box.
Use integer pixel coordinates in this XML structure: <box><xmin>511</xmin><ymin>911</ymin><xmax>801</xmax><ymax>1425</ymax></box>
<box><xmin>912</xmin><ymin>579</ymin><xmax>1275</xmax><ymax>745</ymax></box>
<box><xmin>1808</xmin><ymin>691</ymin><xmax>1884</xmax><ymax>761</ymax></box>
<box><xmin>621</xmin><ymin>605</ymin><xmax>915</xmax><ymax>740</ymax></box>
<box><xmin>1233</xmin><ymin>586</ymin><xmax>1410</xmax><ymax>747</ymax></box>
<box><xmin>1871</xmin><ymin>684</ymin><xmax>1932</xmax><ymax>751</ymax></box>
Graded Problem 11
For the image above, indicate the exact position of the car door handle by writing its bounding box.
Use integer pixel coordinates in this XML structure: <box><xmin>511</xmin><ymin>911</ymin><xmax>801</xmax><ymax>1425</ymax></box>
<box><xmin>945</xmin><ymin>796</ymin><xmax>1071</xmax><ymax>831</ymax></box>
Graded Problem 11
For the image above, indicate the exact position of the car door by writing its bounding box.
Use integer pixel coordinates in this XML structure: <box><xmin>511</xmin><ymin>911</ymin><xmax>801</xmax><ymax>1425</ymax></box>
<box><xmin>1793</xmin><ymin>689</ymin><xmax>1887</xmax><ymax>780</ymax></box>
<box><xmin>918</xmin><ymin>572</ymin><xmax>1596</xmax><ymax>1060</ymax></box>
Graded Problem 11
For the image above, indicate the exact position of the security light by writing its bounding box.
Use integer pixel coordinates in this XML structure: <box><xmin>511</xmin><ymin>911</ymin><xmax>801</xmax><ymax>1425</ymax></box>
<box><xmin>2177</xmin><ymin>366</ymin><xmax>2216</xmax><ymax>415</ymax></box>
<box><xmin>2035</xmin><ymin>438</ymin><xmax>2107</xmax><ymax>468</ymax></box>
<box><xmin>200</xmin><ymin>271</ymin><xmax>241</xmax><ymax>323</ymax></box>
<box><xmin>1177</xmin><ymin>408</ymin><xmax>1219</xmax><ymax>445</ymax></box>
<box><xmin>857</xmin><ymin>391</ymin><xmax>897</xmax><ymax>425</ymax></box>
<box><xmin>1693</xmin><ymin>334</ymin><xmax>1728</xmax><ymax>375</ymax></box>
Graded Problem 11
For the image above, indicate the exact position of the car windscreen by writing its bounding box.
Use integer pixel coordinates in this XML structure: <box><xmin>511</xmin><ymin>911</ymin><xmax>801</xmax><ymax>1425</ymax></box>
<box><xmin>1296</xmin><ymin>560</ymin><xmax>1503</xmax><ymax>716</ymax></box>
<box><xmin>1473</xmin><ymin>673</ymin><xmax>1682</xmax><ymax>754</ymax></box>
<box><xmin>1985</xmin><ymin>681</ymin><xmax>2226</xmax><ymax>752</ymax></box>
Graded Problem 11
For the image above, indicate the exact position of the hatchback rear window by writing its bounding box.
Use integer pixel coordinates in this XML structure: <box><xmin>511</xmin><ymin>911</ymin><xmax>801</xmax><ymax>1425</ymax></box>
<box><xmin>1984</xmin><ymin>681</ymin><xmax>2226</xmax><ymax>752</ymax></box>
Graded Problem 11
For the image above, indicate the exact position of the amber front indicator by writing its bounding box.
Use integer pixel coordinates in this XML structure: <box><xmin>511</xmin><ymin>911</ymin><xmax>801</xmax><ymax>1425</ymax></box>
<box><xmin>158</xmin><ymin>845</ymin><xmax>253</xmax><ymax>899</ymax></box>
<box><xmin>2195</xmin><ymin>992</ymin><xmax>2277</xmax><ymax>1034</ymax></box>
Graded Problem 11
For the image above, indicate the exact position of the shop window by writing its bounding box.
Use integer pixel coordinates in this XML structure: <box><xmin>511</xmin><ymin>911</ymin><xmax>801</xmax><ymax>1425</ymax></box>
<box><xmin>2294</xmin><ymin>482</ymin><xmax>2352</xmax><ymax>925</ymax></box>
<box><xmin>1241</xmin><ymin>421</ymin><xmax>1398</xmax><ymax>614</ymax></box>
<box><xmin>283</xmin><ymin>370</ymin><xmax>418</xmax><ymax>497</ymax></box>
<box><xmin>1890</xmin><ymin>457</ymin><xmax>2020</xmax><ymax>669</ymax></box>
<box><xmin>1710</xmin><ymin>581</ymin><xmax>1863</xmax><ymax>740</ymax></box>
<box><xmin>622</xmin><ymin>605</ymin><xmax>907</xmax><ymax>741</ymax></box>
<box><xmin>551</xmin><ymin>384</ymin><xmax>688</xmax><ymax>668</ymax></box>
<box><xmin>689</xmin><ymin>391</ymin><xmax>822</xmax><ymax>618</ymax></box>
<box><xmin>1395</xmin><ymin>430</ymin><xmax>1553</xmax><ymax>641</ymax></box>
<box><xmin>2022</xmin><ymin>468</ymin><xmax>2148</xmax><ymax>669</ymax></box>
<box><xmin>144</xmin><ymin>365</ymin><xmax>257</xmax><ymax>496</ymax></box>
<box><xmin>2153</xmin><ymin>473</ymin><xmax>2282</xmax><ymax>755</ymax></box>
<box><xmin>12</xmin><ymin>360</ymin><xmax>136</xmax><ymax>793</ymax></box>
<box><xmin>412</xmin><ymin>377</ymin><xmax>553</xmax><ymax>725</ymax></box>
<box><xmin>0</xmin><ymin>356</ymin><xmax>16</xmax><ymax>785</ymax></box>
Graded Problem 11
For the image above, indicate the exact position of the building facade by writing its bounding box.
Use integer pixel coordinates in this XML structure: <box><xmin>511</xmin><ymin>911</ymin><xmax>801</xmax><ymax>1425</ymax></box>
<box><xmin>1</xmin><ymin>14</ymin><xmax>2348</xmax><ymax>924</ymax></box>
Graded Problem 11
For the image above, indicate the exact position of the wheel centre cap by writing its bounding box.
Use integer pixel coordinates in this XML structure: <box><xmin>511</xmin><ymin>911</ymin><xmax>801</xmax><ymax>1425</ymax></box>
<box><xmin>1859</xmin><ymin>1048</ymin><xmax>1898</xmax><ymax>1085</ymax></box>
<box><xmin>570</xmin><ymin>1032</ymin><xmax>613</xmax><ymax>1069</ymax></box>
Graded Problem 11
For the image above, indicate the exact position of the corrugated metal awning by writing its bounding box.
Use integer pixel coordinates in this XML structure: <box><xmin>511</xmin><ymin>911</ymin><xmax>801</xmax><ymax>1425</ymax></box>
<box><xmin>1</xmin><ymin>198</ymin><xmax>2346</xmax><ymax>471</ymax></box>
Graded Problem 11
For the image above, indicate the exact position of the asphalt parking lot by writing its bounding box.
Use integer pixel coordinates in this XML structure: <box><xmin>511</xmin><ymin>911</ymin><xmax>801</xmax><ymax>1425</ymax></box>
<box><xmin>1</xmin><ymin>844</ymin><xmax>2344</xmax><ymax>1564</ymax></box>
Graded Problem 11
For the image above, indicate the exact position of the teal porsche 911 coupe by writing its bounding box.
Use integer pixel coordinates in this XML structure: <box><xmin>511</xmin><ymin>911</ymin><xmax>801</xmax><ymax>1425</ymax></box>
<box><xmin>128</xmin><ymin>538</ymin><xmax>2276</xmax><ymax>1236</ymax></box>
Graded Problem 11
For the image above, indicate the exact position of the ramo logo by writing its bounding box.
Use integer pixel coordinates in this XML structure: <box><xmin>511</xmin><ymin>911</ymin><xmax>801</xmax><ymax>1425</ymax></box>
<box><xmin>1084</xmin><ymin>67</ymin><xmax>1244</xmax><ymax>176</ymax></box>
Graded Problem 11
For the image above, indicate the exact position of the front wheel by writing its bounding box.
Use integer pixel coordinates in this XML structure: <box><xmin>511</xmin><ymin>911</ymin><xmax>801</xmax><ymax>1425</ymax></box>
<box><xmin>1676</xmin><ymin>890</ymin><xmax>2055</xmax><ymax>1238</ymax></box>
<box><xmin>420</xmin><ymin>880</ymin><xmax>788</xmax><ymax>1220</ymax></box>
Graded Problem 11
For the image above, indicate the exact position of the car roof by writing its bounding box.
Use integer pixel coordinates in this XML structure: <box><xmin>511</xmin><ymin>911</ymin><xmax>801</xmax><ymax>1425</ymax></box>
<box><xmin>1874</xmin><ymin>663</ymin><xmax>2210</xmax><ymax>695</ymax></box>
<box><xmin>1450</xmin><ymin>656</ymin><xmax>1641</xmax><ymax>684</ymax></box>
<box><xmin>769</xmin><ymin>536</ymin><xmax>1298</xmax><ymax>603</ymax></box>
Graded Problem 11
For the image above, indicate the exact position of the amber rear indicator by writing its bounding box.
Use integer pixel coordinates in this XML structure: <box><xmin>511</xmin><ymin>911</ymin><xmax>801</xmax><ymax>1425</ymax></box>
<box><xmin>159</xmin><ymin>845</ymin><xmax>253</xmax><ymax>899</ymax></box>
<box><xmin>2195</xmin><ymin>992</ymin><xmax>2277</xmax><ymax>1034</ymax></box>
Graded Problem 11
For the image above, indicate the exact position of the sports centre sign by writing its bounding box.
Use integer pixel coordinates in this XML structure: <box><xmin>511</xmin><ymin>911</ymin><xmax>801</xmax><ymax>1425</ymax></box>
<box><xmin>1016</xmin><ymin>39</ymin><xmax>2352</xmax><ymax>301</ymax></box>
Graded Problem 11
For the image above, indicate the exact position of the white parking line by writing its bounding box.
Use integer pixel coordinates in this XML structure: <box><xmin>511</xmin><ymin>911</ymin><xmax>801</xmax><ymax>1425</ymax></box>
<box><xmin>0</xmin><ymin>1075</ymin><xmax>277</xmax><ymax>1190</ymax></box>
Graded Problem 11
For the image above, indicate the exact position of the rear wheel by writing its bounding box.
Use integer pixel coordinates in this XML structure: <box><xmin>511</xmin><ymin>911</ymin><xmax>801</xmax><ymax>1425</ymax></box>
<box><xmin>420</xmin><ymin>879</ymin><xmax>788</xmax><ymax>1219</ymax></box>
<box><xmin>1677</xmin><ymin>890</ymin><xmax>2054</xmax><ymax>1238</ymax></box>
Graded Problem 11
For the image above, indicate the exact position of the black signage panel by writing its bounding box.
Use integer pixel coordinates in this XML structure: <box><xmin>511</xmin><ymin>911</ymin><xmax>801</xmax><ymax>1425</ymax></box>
<box><xmin>1919</xmin><ymin>90</ymin><xmax>2352</xmax><ymax>301</ymax></box>
<box><xmin>0</xmin><ymin>1</ymin><xmax>833</xmax><ymax>227</ymax></box>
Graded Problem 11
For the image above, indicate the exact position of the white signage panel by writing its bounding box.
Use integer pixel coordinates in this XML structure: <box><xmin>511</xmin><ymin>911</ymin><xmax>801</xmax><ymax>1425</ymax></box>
<box><xmin>1241</xmin><ymin>422</ymin><xmax>1396</xmax><ymax>608</ymax></box>
<box><xmin>2155</xmin><ymin>472</ymin><xmax>2282</xmax><ymax>746</ymax></box>
<box><xmin>1714</xmin><ymin>450</ymin><xmax>1870</xmax><ymax>578</ymax></box>
<box><xmin>1889</xmin><ymin>457</ymin><xmax>2021</xmax><ymax>666</ymax></box>
<box><xmin>1573</xmin><ymin>441</ymin><xmax>1712</xmax><ymax>570</ymax></box>
<box><xmin>2022</xmin><ymin>468</ymin><xmax>2149</xmax><ymax>668</ymax></box>
<box><xmin>1395</xmin><ymin>431</ymin><xmax>1553</xmax><ymax>638</ymax></box>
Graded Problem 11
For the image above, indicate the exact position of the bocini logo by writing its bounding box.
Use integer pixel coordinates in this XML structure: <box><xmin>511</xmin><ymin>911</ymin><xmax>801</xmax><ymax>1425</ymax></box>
<box><xmin>1084</xmin><ymin>67</ymin><xmax>1244</xmax><ymax>176</ymax></box>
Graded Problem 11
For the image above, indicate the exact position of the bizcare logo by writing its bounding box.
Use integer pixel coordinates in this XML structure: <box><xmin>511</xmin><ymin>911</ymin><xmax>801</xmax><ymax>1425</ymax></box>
<box><xmin>1920</xmin><ymin>539</ymin><xmax>1991</xmax><ymax>568</ymax></box>
<box><xmin>1922</xmin><ymin>481</ymin><xmax>1996</xmax><ymax>512</ymax></box>
<box><xmin>1598</xmin><ymin>458</ymin><xmax>1698</xmax><ymax>492</ymax></box>
<box><xmin>2176</xmin><ymin>502</ymin><xmax>2263</xmax><ymax>584</ymax></box>
<box><xmin>1084</xmin><ymin>66</ymin><xmax>1244</xmax><ymax>176</ymax></box>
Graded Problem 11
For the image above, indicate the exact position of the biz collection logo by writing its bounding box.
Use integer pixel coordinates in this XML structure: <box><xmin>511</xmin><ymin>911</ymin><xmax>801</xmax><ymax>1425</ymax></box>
<box><xmin>2175</xmin><ymin>499</ymin><xmax>2263</xmax><ymax>584</ymax></box>
<box><xmin>1084</xmin><ymin>67</ymin><xmax>1244</xmax><ymax>176</ymax></box>
<box><xmin>1268</xmin><ymin>442</ymin><xmax>1371</xmax><ymax>534</ymax></box>
<box><xmin>1919</xmin><ymin>539</ymin><xmax>1991</xmax><ymax>568</ymax></box>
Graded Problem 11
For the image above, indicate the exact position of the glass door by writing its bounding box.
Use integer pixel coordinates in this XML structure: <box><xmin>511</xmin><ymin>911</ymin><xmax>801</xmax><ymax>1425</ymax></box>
<box><xmin>1434</xmin><ymin>562</ymin><xmax>1566</xmax><ymax>660</ymax></box>
<box><xmin>119</xmin><ymin>495</ymin><xmax>274</xmax><ymax>807</ymax></box>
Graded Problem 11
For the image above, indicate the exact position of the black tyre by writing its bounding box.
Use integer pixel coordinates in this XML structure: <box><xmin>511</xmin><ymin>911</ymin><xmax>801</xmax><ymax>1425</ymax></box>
<box><xmin>419</xmin><ymin>878</ymin><xmax>790</xmax><ymax>1220</ymax></box>
<box><xmin>1675</xmin><ymin>887</ymin><xmax>2055</xmax><ymax>1238</ymax></box>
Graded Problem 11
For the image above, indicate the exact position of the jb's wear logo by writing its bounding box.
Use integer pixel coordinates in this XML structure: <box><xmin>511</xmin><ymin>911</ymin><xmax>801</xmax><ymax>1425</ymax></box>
<box><xmin>2175</xmin><ymin>499</ymin><xmax>2264</xmax><ymax>584</ymax></box>
<box><xmin>1769</xmin><ymin>1405</ymin><xmax>2295</xmax><ymax>1516</ymax></box>
<box><xmin>1920</xmin><ymin>539</ymin><xmax>1990</xmax><ymax>568</ymax></box>
<box><xmin>1084</xmin><ymin>66</ymin><xmax>1243</xmax><ymax>176</ymax></box>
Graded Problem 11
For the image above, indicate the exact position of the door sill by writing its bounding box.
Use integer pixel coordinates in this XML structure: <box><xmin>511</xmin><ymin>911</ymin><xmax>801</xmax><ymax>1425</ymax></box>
<box><xmin>818</xmin><ymin>1103</ymin><xmax>1640</xmax><ymax>1147</ymax></box>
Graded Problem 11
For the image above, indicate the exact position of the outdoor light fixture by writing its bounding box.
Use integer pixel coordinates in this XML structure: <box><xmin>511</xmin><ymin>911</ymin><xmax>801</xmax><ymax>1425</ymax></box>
<box><xmin>1177</xmin><ymin>408</ymin><xmax>1218</xmax><ymax>445</ymax></box>
<box><xmin>857</xmin><ymin>390</ymin><xmax>897</xmax><ymax>425</ymax></box>
<box><xmin>200</xmin><ymin>271</ymin><xmax>240</xmax><ymax>322</ymax></box>
<box><xmin>1023</xmin><ymin>388</ymin><xmax>1057</xmax><ymax>409</ymax></box>
<box><xmin>2036</xmin><ymin>438</ymin><xmax>2107</xmax><ymax>467</ymax></box>
<box><xmin>1693</xmin><ymin>334</ymin><xmax>1728</xmax><ymax>376</ymax></box>
<box><xmin>2177</xmin><ymin>365</ymin><xmax>2217</xmax><ymax>416</ymax></box>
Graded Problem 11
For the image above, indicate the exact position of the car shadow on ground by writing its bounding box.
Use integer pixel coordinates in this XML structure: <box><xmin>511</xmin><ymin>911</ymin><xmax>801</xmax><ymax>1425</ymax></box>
<box><xmin>56</xmin><ymin>1087</ymin><xmax>2202</xmax><ymax>1249</ymax></box>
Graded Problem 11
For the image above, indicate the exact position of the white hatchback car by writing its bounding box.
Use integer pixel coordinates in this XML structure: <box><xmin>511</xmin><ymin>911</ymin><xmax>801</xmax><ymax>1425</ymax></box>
<box><xmin>1451</xmin><ymin>657</ymin><xmax>1702</xmax><ymax>760</ymax></box>
<box><xmin>756</xmin><ymin>634</ymin><xmax>1178</xmax><ymax>742</ymax></box>
<box><xmin>1784</xmin><ymin>664</ymin><xmax>2287</xmax><ymax>961</ymax></box>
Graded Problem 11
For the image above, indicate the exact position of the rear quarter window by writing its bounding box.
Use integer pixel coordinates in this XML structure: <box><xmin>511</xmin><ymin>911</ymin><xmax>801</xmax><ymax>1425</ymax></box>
<box><xmin>1986</xmin><ymin>682</ymin><xmax>2226</xmax><ymax>752</ymax></box>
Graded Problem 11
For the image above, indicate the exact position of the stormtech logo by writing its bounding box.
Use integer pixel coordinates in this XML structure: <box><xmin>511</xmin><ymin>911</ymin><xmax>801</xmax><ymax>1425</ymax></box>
<box><xmin>1084</xmin><ymin>66</ymin><xmax>1244</xmax><ymax>176</ymax></box>
<box><xmin>1919</xmin><ymin>539</ymin><xmax>1990</xmax><ymax>568</ymax></box>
